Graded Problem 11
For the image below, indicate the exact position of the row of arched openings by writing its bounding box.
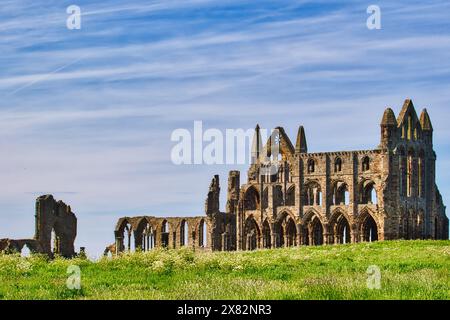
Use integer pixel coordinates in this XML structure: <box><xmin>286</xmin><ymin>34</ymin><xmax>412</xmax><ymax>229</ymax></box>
<box><xmin>307</xmin><ymin>156</ymin><xmax>371</xmax><ymax>174</ymax></box>
<box><xmin>244</xmin><ymin>179</ymin><xmax>377</xmax><ymax>210</ymax></box>
<box><xmin>120</xmin><ymin>219</ymin><xmax>208</xmax><ymax>252</ymax></box>
<box><xmin>242</xmin><ymin>212</ymin><xmax>378</xmax><ymax>250</ymax></box>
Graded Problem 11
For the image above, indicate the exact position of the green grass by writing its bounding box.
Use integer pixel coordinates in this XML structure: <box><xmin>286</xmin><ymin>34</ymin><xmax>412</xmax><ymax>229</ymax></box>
<box><xmin>0</xmin><ymin>240</ymin><xmax>449</xmax><ymax>300</ymax></box>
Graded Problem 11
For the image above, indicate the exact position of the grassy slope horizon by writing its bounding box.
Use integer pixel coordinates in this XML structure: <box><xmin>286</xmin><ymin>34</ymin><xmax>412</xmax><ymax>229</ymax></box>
<box><xmin>0</xmin><ymin>240</ymin><xmax>448</xmax><ymax>300</ymax></box>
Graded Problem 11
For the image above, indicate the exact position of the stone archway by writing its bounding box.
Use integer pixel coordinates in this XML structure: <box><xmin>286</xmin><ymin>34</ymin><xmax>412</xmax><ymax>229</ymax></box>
<box><xmin>273</xmin><ymin>211</ymin><xmax>297</xmax><ymax>248</ymax></box>
<box><xmin>262</xmin><ymin>220</ymin><xmax>271</xmax><ymax>249</ymax></box>
<box><xmin>311</xmin><ymin>217</ymin><xmax>324</xmax><ymax>245</ymax></box>
<box><xmin>361</xmin><ymin>214</ymin><xmax>378</xmax><ymax>242</ymax></box>
<box><xmin>329</xmin><ymin>211</ymin><xmax>351</xmax><ymax>244</ymax></box>
<box><xmin>302</xmin><ymin>210</ymin><xmax>324</xmax><ymax>246</ymax></box>
<box><xmin>161</xmin><ymin>220</ymin><xmax>170</xmax><ymax>248</ymax></box>
<box><xmin>273</xmin><ymin>221</ymin><xmax>284</xmax><ymax>248</ymax></box>
<box><xmin>141</xmin><ymin>223</ymin><xmax>155</xmax><ymax>251</ymax></box>
<box><xmin>180</xmin><ymin>220</ymin><xmax>189</xmax><ymax>247</ymax></box>
<box><xmin>243</xmin><ymin>216</ymin><xmax>260</xmax><ymax>250</ymax></box>
<box><xmin>285</xmin><ymin>218</ymin><xmax>297</xmax><ymax>247</ymax></box>
<box><xmin>285</xmin><ymin>186</ymin><xmax>295</xmax><ymax>206</ymax></box>
<box><xmin>198</xmin><ymin>219</ymin><xmax>208</xmax><ymax>248</ymax></box>
<box><xmin>21</xmin><ymin>244</ymin><xmax>32</xmax><ymax>257</ymax></box>
<box><xmin>244</xmin><ymin>186</ymin><xmax>260</xmax><ymax>210</ymax></box>
<box><xmin>335</xmin><ymin>216</ymin><xmax>351</xmax><ymax>244</ymax></box>
<box><xmin>360</xmin><ymin>180</ymin><xmax>377</xmax><ymax>205</ymax></box>
<box><xmin>332</xmin><ymin>180</ymin><xmax>349</xmax><ymax>205</ymax></box>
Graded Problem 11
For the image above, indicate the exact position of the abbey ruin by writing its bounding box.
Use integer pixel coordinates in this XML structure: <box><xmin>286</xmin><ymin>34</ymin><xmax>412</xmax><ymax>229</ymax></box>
<box><xmin>0</xmin><ymin>195</ymin><xmax>77</xmax><ymax>257</ymax></box>
<box><xmin>108</xmin><ymin>99</ymin><xmax>449</xmax><ymax>254</ymax></box>
<box><xmin>1</xmin><ymin>99</ymin><xmax>448</xmax><ymax>257</ymax></box>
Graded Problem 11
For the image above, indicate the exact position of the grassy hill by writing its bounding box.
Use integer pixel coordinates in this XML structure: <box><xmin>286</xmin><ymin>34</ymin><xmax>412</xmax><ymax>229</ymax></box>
<box><xmin>0</xmin><ymin>240</ymin><xmax>448</xmax><ymax>300</ymax></box>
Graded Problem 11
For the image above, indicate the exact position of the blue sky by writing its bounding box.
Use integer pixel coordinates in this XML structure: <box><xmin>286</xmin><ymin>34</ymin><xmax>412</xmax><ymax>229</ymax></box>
<box><xmin>1</xmin><ymin>0</ymin><xmax>450</xmax><ymax>257</ymax></box>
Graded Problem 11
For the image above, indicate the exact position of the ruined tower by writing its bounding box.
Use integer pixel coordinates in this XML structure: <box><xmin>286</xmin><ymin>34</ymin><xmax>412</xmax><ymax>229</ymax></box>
<box><xmin>205</xmin><ymin>175</ymin><xmax>220</xmax><ymax>216</ymax></box>
<box><xmin>35</xmin><ymin>195</ymin><xmax>77</xmax><ymax>257</ymax></box>
<box><xmin>226</xmin><ymin>171</ymin><xmax>240</xmax><ymax>214</ymax></box>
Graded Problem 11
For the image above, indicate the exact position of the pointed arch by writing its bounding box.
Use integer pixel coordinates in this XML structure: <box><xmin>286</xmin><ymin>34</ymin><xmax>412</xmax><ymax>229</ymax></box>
<box><xmin>301</xmin><ymin>209</ymin><xmax>322</xmax><ymax>225</ymax></box>
<box><xmin>360</xmin><ymin>212</ymin><xmax>378</xmax><ymax>242</ymax></box>
<box><xmin>262</xmin><ymin>219</ymin><xmax>271</xmax><ymax>249</ymax></box>
<box><xmin>134</xmin><ymin>217</ymin><xmax>156</xmax><ymax>251</ymax></box>
<box><xmin>285</xmin><ymin>185</ymin><xmax>295</xmax><ymax>206</ymax></box>
<box><xmin>360</xmin><ymin>180</ymin><xmax>377</xmax><ymax>204</ymax></box>
<box><xmin>311</xmin><ymin>217</ymin><xmax>324</xmax><ymax>245</ymax></box>
<box><xmin>285</xmin><ymin>218</ymin><xmax>297</xmax><ymax>247</ymax></box>
<box><xmin>141</xmin><ymin>223</ymin><xmax>155</xmax><ymax>251</ymax></box>
<box><xmin>161</xmin><ymin>219</ymin><xmax>170</xmax><ymax>248</ymax></box>
<box><xmin>302</xmin><ymin>210</ymin><xmax>324</xmax><ymax>246</ymax></box>
<box><xmin>274</xmin><ymin>211</ymin><xmax>297</xmax><ymax>248</ymax></box>
<box><xmin>329</xmin><ymin>210</ymin><xmax>351</xmax><ymax>244</ymax></box>
<box><xmin>180</xmin><ymin>219</ymin><xmax>189</xmax><ymax>247</ymax></box>
<box><xmin>334</xmin><ymin>157</ymin><xmax>342</xmax><ymax>172</ymax></box>
<box><xmin>274</xmin><ymin>185</ymin><xmax>284</xmax><ymax>207</ymax></box>
<box><xmin>198</xmin><ymin>219</ymin><xmax>208</xmax><ymax>248</ymax></box>
<box><xmin>331</xmin><ymin>180</ymin><xmax>349</xmax><ymax>205</ymax></box>
<box><xmin>362</xmin><ymin>156</ymin><xmax>370</xmax><ymax>171</ymax></box>
<box><xmin>273</xmin><ymin>220</ymin><xmax>284</xmax><ymax>248</ymax></box>
<box><xmin>244</xmin><ymin>186</ymin><xmax>260</xmax><ymax>210</ymax></box>
<box><xmin>303</xmin><ymin>180</ymin><xmax>322</xmax><ymax>206</ymax></box>
<box><xmin>21</xmin><ymin>244</ymin><xmax>32</xmax><ymax>257</ymax></box>
<box><xmin>243</xmin><ymin>216</ymin><xmax>260</xmax><ymax>250</ymax></box>
<box><xmin>307</xmin><ymin>158</ymin><xmax>315</xmax><ymax>173</ymax></box>
<box><xmin>115</xmin><ymin>218</ymin><xmax>134</xmax><ymax>252</ymax></box>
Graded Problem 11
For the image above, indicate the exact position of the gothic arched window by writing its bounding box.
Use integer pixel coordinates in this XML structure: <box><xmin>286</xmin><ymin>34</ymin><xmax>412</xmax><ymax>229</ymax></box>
<box><xmin>307</xmin><ymin>159</ymin><xmax>315</xmax><ymax>173</ymax></box>
<box><xmin>362</xmin><ymin>156</ymin><xmax>370</xmax><ymax>172</ymax></box>
<box><xmin>334</xmin><ymin>157</ymin><xmax>342</xmax><ymax>172</ymax></box>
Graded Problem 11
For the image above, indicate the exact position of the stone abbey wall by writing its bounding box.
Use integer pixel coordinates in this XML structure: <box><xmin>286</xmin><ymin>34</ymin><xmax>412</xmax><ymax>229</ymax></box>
<box><xmin>237</xmin><ymin>99</ymin><xmax>448</xmax><ymax>250</ymax></box>
<box><xmin>110</xmin><ymin>99</ymin><xmax>448</xmax><ymax>254</ymax></box>
<box><xmin>108</xmin><ymin>174</ymin><xmax>237</xmax><ymax>254</ymax></box>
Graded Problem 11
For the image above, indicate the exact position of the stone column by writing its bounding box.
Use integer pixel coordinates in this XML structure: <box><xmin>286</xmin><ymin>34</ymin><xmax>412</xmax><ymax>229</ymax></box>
<box><xmin>222</xmin><ymin>233</ymin><xmax>228</xmax><ymax>251</ymax></box>
<box><xmin>272</xmin><ymin>232</ymin><xmax>278</xmax><ymax>248</ymax></box>
<box><xmin>297</xmin><ymin>226</ymin><xmax>302</xmax><ymax>246</ymax></box>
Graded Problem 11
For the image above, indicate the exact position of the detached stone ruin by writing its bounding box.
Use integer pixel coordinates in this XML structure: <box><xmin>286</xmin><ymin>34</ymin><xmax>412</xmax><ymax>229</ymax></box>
<box><xmin>0</xmin><ymin>195</ymin><xmax>77</xmax><ymax>258</ymax></box>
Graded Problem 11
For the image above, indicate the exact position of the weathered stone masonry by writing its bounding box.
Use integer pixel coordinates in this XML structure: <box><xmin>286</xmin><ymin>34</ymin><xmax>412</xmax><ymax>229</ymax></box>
<box><xmin>2</xmin><ymin>99</ymin><xmax>446</xmax><ymax>257</ymax></box>
<box><xmin>110</xmin><ymin>99</ymin><xmax>448</xmax><ymax>254</ymax></box>
<box><xmin>107</xmin><ymin>174</ymin><xmax>237</xmax><ymax>254</ymax></box>
<box><xmin>0</xmin><ymin>195</ymin><xmax>77</xmax><ymax>257</ymax></box>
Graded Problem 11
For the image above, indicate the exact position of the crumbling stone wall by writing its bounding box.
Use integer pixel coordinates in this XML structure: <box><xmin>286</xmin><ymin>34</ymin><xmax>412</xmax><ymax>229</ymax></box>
<box><xmin>35</xmin><ymin>195</ymin><xmax>77</xmax><ymax>257</ymax></box>
<box><xmin>0</xmin><ymin>239</ymin><xmax>42</xmax><ymax>255</ymax></box>
<box><xmin>0</xmin><ymin>195</ymin><xmax>77</xmax><ymax>258</ymax></box>
<box><xmin>111</xmin><ymin>174</ymin><xmax>237</xmax><ymax>254</ymax></box>
<box><xmin>110</xmin><ymin>99</ymin><xmax>448</xmax><ymax>254</ymax></box>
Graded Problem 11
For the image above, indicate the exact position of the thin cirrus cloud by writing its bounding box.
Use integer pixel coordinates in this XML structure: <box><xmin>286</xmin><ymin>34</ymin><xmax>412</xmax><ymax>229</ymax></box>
<box><xmin>0</xmin><ymin>0</ymin><xmax>449</xmax><ymax>257</ymax></box>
